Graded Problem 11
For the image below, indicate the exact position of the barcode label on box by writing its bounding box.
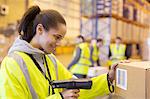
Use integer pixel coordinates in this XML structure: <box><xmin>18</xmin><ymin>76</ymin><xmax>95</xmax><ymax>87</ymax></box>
<box><xmin>116</xmin><ymin>68</ymin><xmax>127</xmax><ymax>90</ymax></box>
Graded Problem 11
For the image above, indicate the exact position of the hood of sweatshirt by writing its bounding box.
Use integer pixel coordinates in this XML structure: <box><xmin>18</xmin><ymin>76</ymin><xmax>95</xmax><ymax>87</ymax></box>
<box><xmin>8</xmin><ymin>37</ymin><xmax>46</xmax><ymax>73</ymax></box>
<box><xmin>8</xmin><ymin>37</ymin><xmax>44</xmax><ymax>55</ymax></box>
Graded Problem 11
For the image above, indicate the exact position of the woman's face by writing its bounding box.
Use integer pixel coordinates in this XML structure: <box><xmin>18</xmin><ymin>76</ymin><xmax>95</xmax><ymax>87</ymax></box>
<box><xmin>38</xmin><ymin>23</ymin><xmax>66</xmax><ymax>54</ymax></box>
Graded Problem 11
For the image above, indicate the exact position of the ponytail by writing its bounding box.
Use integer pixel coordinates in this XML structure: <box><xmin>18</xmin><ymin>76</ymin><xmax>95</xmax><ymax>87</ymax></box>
<box><xmin>18</xmin><ymin>5</ymin><xmax>41</xmax><ymax>42</ymax></box>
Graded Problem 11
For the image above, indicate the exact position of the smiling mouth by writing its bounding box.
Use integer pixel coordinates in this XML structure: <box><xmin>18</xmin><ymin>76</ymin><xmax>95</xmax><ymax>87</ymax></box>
<box><xmin>50</xmin><ymin>46</ymin><xmax>56</xmax><ymax>52</ymax></box>
<box><xmin>52</xmin><ymin>47</ymin><xmax>56</xmax><ymax>50</ymax></box>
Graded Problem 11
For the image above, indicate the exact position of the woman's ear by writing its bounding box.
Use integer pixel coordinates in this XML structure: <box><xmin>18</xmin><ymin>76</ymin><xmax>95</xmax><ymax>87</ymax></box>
<box><xmin>36</xmin><ymin>24</ymin><xmax>44</xmax><ymax>35</ymax></box>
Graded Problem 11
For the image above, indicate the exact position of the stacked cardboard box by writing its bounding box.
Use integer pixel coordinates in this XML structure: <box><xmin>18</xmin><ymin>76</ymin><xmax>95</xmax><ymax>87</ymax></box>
<box><xmin>111</xmin><ymin>18</ymin><xmax>117</xmax><ymax>41</ymax></box>
<box><xmin>127</xmin><ymin>5</ymin><xmax>134</xmax><ymax>20</ymax></box>
<box><xmin>122</xmin><ymin>22</ymin><xmax>128</xmax><ymax>42</ymax></box>
<box><xmin>112</xmin><ymin>0</ymin><xmax>123</xmax><ymax>16</ymax></box>
<box><xmin>117</xmin><ymin>20</ymin><xmax>123</xmax><ymax>39</ymax></box>
<box><xmin>112</xmin><ymin>0</ymin><xmax>118</xmax><ymax>15</ymax></box>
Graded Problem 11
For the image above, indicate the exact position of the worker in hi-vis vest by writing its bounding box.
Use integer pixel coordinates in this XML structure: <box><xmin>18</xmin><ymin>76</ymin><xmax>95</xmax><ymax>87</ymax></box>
<box><xmin>0</xmin><ymin>5</ymin><xmax>119</xmax><ymax>99</ymax></box>
<box><xmin>90</xmin><ymin>39</ymin><xmax>99</xmax><ymax>66</ymax></box>
<box><xmin>68</xmin><ymin>35</ymin><xmax>91</xmax><ymax>78</ymax></box>
<box><xmin>109</xmin><ymin>37</ymin><xmax>126</xmax><ymax>65</ymax></box>
<box><xmin>90</xmin><ymin>38</ymin><xmax>109</xmax><ymax>67</ymax></box>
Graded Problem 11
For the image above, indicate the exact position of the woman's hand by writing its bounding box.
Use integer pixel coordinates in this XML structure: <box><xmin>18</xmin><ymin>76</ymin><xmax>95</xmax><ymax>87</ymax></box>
<box><xmin>61</xmin><ymin>89</ymin><xmax>80</xmax><ymax>99</ymax></box>
<box><xmin>108</xmin><ymin>60</ymin><xmax>130</xmax><ymax>82</ymax></box>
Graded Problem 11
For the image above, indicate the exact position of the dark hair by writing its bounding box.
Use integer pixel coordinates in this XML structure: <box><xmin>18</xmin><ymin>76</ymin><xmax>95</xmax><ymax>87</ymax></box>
<box><xmin>77</xmin><ymin>35</ymin><xmax>85</xmax><ymax>42</ymax></box>
<box><xmin>18</xmin><ymin>5</ymin><xmax>66</xmax><ymax>42</ymax></box>
<box><xmin>97</xmin><ymin>38</ymin><xmax>103</xmax><ymax>43</ymax></box>
<box><xmin>116</xmin><ymin>36</ymin><xmax>122</xmax><ymax>40</ymax></box>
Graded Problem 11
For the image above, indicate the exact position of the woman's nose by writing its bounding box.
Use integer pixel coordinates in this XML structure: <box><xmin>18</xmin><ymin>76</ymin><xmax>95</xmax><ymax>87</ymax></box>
<box><xmin>56</xmin><ymin>41</ymin><xmax>61</xmax><ymax>46</ymax></box>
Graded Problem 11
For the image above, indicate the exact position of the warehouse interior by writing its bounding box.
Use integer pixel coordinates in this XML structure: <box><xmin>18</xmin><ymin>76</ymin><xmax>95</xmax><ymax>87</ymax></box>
<box><xmin>0</xmin><ymin>0</ymin><xmax>150</xmax><ymax>99</ymax></box>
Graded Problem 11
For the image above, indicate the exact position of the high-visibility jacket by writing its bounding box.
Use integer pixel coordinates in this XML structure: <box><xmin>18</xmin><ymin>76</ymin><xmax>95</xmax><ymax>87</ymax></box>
<box><xmin>70</xmin><ymin>43</ymin><xmax>92</xmax><ymax>75</ymax></box>
<box><xmin>91</xmin><ymin>43</ymin><xmax>99</xmax><ymax>64</ymax></box>
<box><xmin>110</xmin><ymin>44</ymin><xmax>126</xmax><ymax>60</ymax></box>
<box><xmin>0</xmin><ymin>51</ymin><xmax>110</xmax><ymax>99</ymax></box>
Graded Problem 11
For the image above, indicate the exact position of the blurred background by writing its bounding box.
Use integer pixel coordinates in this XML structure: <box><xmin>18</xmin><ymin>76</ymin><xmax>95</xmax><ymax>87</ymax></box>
<box><xmin>0</xmin><ymin>0</ymin><xmax>150</xmax><ymax>67</ymax></box>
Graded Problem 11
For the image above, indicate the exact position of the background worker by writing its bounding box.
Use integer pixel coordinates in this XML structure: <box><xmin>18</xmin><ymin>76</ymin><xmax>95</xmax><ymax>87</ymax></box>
<box><xmin>90</xmin><ymin>39</ymin><xmax>99</xmax><ymax>66</ymax></box>
<box><xmin>109</xmin><ymin>37</ymin><xmax>126</xmax><ymax>65</ymax></box>
<box><xmin>68</xmin><ymin>35</ymin><xmax>91</xmax><ymax>78</ymax></box>
<box><xmin>0</xmin><ymin>5</ymin><xmax>118</xmax><ymax>99</ymax></box>
<box><xmin>96</xmin><ymin>38</ymin><xmax>109</xmax><ymax>66</ymax></box>
<box><xmin>90</xmin><ymin>38</ymin><xmax>108</xmax><ymax>67</ymax></box>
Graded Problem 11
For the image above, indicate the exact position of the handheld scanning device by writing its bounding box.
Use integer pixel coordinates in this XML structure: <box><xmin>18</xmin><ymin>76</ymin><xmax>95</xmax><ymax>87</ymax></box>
<box><xmin>51</xmin><ymin>79</ymin><xmax>92</xmax><ymax>89</ymax></box>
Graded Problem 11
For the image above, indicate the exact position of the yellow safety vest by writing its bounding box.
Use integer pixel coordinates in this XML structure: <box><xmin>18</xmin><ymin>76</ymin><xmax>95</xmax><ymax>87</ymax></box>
<box><xmin>92</xmin><ymin>43</ymin><xmax>99</xmax><ymax>62</ymax></box>
<box><xmin>70</xmin><ymin>43</ymin><xmax>92</xmax><ymax>75</ymax></box>
<box><xmin>0</xmin><ymin>51</ymin><xmax>110</xmax><ymax>99</ymax></box>
<box><xmin>110</xmin><ymin>44</ymin><xmax>126</xmax><ymax>60</ymax></box>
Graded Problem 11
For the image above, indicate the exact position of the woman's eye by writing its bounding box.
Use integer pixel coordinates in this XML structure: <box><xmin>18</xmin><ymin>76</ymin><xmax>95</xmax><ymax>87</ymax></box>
<box><xmin>54</xmin><ymin>35</ymin><xmax>61</xmax><ymax>40</ymax></box>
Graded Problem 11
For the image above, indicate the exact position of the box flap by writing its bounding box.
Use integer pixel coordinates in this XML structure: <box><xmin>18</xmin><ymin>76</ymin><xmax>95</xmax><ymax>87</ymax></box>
<box><xmin>119</xmin><ymin>61</ymin><xmax>150</xmax><ymax>69</ymax></box>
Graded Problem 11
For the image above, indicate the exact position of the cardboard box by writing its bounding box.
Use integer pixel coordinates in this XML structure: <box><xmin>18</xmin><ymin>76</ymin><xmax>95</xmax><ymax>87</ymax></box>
<box><xmin>87</xmin><ymin>67</ymin><xmax>108</xmax><ymax>77</ymax></box>
<box><xmin>111</xmin><ymin>18</ymin><xmax>117</xmax><ymax>40</ymax></box>
<box><xmin>115</xmin><ymin>62</ymin><xmax>150</xmax><ymax>99</ymax></box>
<box><xmin>117</xmin><ymin>20</ymin><xmax>123</xmax><ymax>38</ymax></box>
